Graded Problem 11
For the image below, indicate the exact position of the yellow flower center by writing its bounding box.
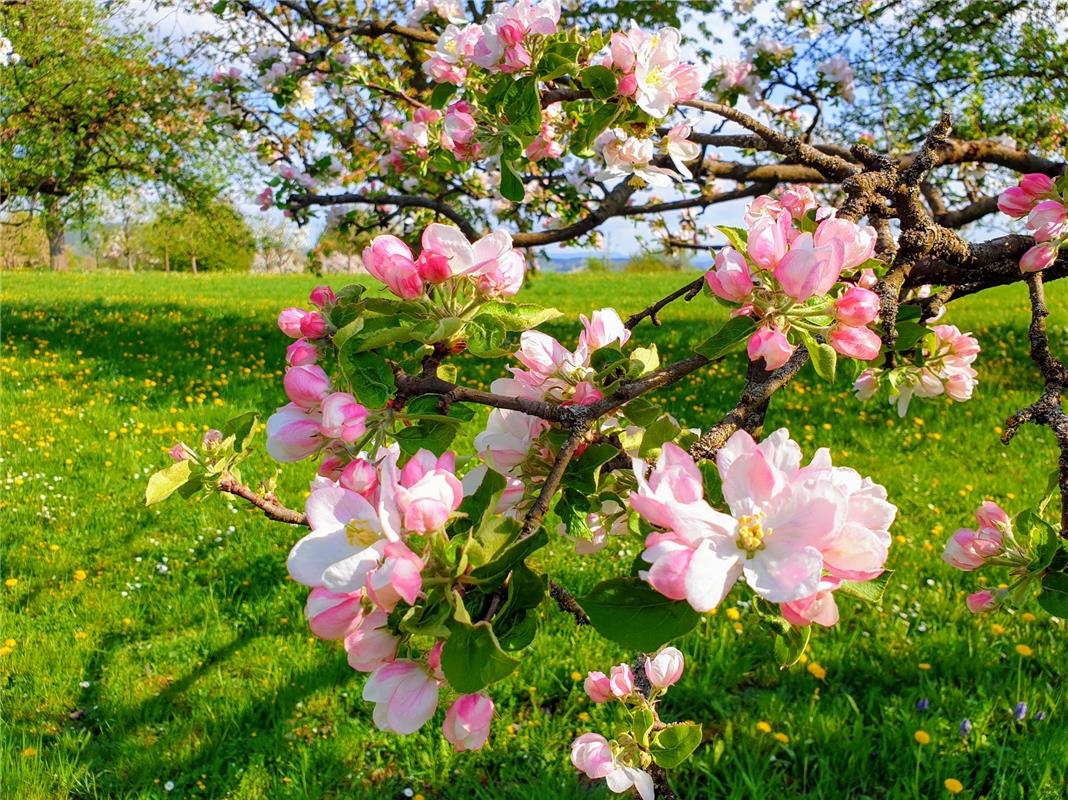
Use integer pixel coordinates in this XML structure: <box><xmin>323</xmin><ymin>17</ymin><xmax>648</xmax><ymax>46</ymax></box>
<box><xmin>736</xmin><ymin>510</ymin><xmax>770</xmax><ymax>556</ymax></box>
<box><xmin>346</xmin><ymin>518</ymin><xmax>379</xmax><ymax>548</ymax></box>
<box><xmin>644</xmin><ymin>66</ymin><xmax>665</xmax><ymax>88</ymax></box>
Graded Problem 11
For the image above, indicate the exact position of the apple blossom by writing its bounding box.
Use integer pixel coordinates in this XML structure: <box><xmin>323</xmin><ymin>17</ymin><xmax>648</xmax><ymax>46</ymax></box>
<box><xmin>966</xmin><ymin>590</ymin><xmax>998</xmax><ymax>613</ymax></box>
<box><xmin>644</xmin><ymin>647</ymin><xmax>684</xmax><ymax>689</ymax></box>
<box><xmin>286</xmin><ymin>338</ymin><xmax>318</xmax><ymax>367</ymax></box>
<box><xmin>284</xmin><ymin>364</ymin><xmax>331</xmax><ymax>410</ymax></box>
<box><xmin>365</xmin><ymin>542</ymin><xmax>424</xmax><ymax>611</ymax></box>
<box><xmin>1020</xmin><ymin>243</ymin><xmax>1058</xmax><ymax>272</ymax></box>
<box><xmin>705</xmin><ymin>247</ymin><xmax>754</xmax><ymax>302</ymax></box>
<box><xmin>748</xmin><ymin>325</ymin><xmax>796</xmax><ymax>370</ymax></box>
<box><xmin>362</xmin><ymin>660</ymin><xmax>440</xmax><ymax>734</ymax></box>
<box><xmin>304</xmin><ymin>587</ymin><xmax>364</xmax><ymax>640</ymax></box>
<box><xmin>345</xmin><ymin>608</ymin><xmax>400</xmax><ymax>672</ymax></box>
<box><xmin>835</xmin><ymin>286</ymin><xmax>881</xmax><ymax>326</ymax></box>
<box><xmin>277</xmin><ymin>307</ymin><xmax>307</xmax><ymax>338</ymax></box>
<box><xmin>1027</xmin><ymin>200</ymin><xmax>1068</xmax><ymax>242</ymax></box>
<box><xmin>266</xmin><ymin>402</ymin><xmax>323</xmax><ymax>462</ymax></box>
<box><xmin>571</xmin><ymin>734</ymin><xmax>654</xmax><ymax>800</ymax></box>
<box><xmin>829</xmin><ymin>324</ymin><xmax>881</xmax><ymax>361</ymax></box>
<box><xmin>443</xmin><ymin>694</ymin><xmax>494</xmax><ymax>751</ymax></box>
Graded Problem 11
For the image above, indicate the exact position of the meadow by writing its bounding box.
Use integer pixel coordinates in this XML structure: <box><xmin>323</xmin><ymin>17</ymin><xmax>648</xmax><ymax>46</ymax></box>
<box><xmin>2</xmin><ymin>270</ymin><xmax>1066</xmax><ymax>799</ymax></box>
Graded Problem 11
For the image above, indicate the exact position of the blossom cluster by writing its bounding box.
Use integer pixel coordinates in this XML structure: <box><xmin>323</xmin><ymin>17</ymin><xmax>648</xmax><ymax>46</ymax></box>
<box><xmin>268</xmin><ymin>287</ymin><xmax>372</xmax><ymax>462</ymax></box>
<box><xmin>997</xmin><ymin>173</ymin><xmax>1067</xmax><ymax>272</ymax></box>
<box><xmin>572</xmin><ymin>648</ymin><xmax>687</xmax><ymax>800</ymax></box>
<box><xmin>291</xmin><ymin>444</ymin><xmax>496</xmax><ymax>745</ymax></box>
<box><xmin>362</xmin><ymin>222</ymin><xmax>525</xmax><ymax>299</ymax></box>
<box><xmin>854</xmin><ymin>324</ymin><xmax>980</xmax><ymax>417</ymax></box>
<box><xmin>941</xmin><ymin>501</ymin><xmax>1046</xmax><ymax>615</ymax></box>
<box><xmin>629</xmin><ymin>430</ymin><xmax>896</xmax><ymax>623</ymax></box>
<box><xmin>474</xmin><ymin>308</ymin><xmax>630</xmax><ymax>481</ymax></box>
<box><xmin>703</xmin><ymin>187</ymin><xmax>883</xmax><ymax>369</ymax></box>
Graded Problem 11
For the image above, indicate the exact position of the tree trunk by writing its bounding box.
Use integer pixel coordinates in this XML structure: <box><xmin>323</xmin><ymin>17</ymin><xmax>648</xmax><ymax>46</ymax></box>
<box><xmin>164</xmin><ymin>247</ymin><xmax>170</xmax><ymax>273</ymax></box>
<box><xmin>190</xmin><ymin>252</ymin><xmax>198</xmax><ymax>274</ymax></box>
<box><xmin>45</xmin><ymin>216</ymin><xmax>68</xmax><ymax>272</ymax></box>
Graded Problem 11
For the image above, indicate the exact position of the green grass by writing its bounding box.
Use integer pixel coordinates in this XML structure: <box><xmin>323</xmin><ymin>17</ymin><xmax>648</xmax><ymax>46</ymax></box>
<box><xmin>2</xmin><ymin>271</ymin><xmax>1066</xmax><ymax>799</ymax></box>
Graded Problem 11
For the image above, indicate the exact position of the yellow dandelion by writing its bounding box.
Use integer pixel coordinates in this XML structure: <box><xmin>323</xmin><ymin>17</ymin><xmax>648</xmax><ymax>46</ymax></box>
<box><xmin>21</xmin><ymin>747</ymin><xmax>37</xmax><ymax>758</ymax></box>
<box><xmin>914</xmin><ymin>730</ymin><xmax>931</xmax><ymax>745</ymax></box>
<box><xmin>756</xmin><ymin>721</ymin><xmax>772</xmax><ymax>734</ymax></box>
<box><xmin>74</xmin><ymin>630</ymin><xmax>88</xmax><ymax>640</ymax></box>
<box><xmin>1021</xmin><ymin>612</ymin><xmax>1036</xmax><ymax>623</ymax></box>
<box><xmin>0</xmin><ymin>646</ymin><xmax>12</xmax><ymax>657</ymax></box>
<box><xmin>725</xmin><ymin>607</ymin><xmax>741</xmax><ymax>621</ymax></box>
<box><xmin>570</xmin><ymin>671</ymin><xmax>583</xmax><ymax>682</ymax></box>
<box><xmin>807</xmin><ymin>662</ymin><xmax>826</xmax><ymax>680</ymax></box>
<box><xmin>990</xmin><ymin>623</ymin><xmax>1005</xmax><ymax>636</ymax></box>
<box><xmin>73</xmin><ymin>570</ymin><xmax>87</xmax><ymax>582</ymax></box>
<box><xmin>918</xmin><ymin>662</ymin><xmax>932</xmax><ymax>671</ymax></box>
<box><xmin>4</xmin><ymin>578</ymin><xmax>17</xmax><ymax>588</ymax></box>
<box><xmin>944</xmin><ymin>778</ymin><xmax>963</xmax><ymax>794</ymax></box>
<box><xmin>773</xmin><ymin>732</ymin><xmax>789</xmax><ymax>744</ymax></box>
<box><xmin>4</xmin><ymin>639</ymin><xmax>14</xmax><ymax>647</ymax></box>
<box><xmin>1015</xmin><ymin>644</ymin><xmax>1033</xmax><ymax>657</ymax></box>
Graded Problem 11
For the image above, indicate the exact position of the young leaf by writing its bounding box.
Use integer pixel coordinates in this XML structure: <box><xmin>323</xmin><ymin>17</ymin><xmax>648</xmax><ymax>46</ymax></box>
<box><xmin>468</xmin><ymin>528</ymin><xmax>549</xmax><ymax>586</ymax></box>
<box><xmin>650</xmin><ymin>722</ymin><xmax>703</xmax><ymax>769</ymax></box>
<box><xmin>694</xmin><ymin>315</ymin><xmax>757</xmax><ymax>361</ymax></box>
<box><xmin>773</xmin><ymin>623</ymin><xmax>811</xmax><ymax>669</ymax></box>
<box><xmin>441</xmin><ymin>621</ymin><xmax>520</xmax><ymax>693</ymax></box>
<box><xmin>715</xmin><ymin>225</ymin><xmax>748</xmax><ymax>253</ymax></box>
<box><xmin>579</xmin><ymin>65</ymin><xmax>618</xmax><ymax>99</ymax></box>
<box><xmin>344</xmin><ymin>350</ymin><xmax>394</xmax><ymax>407</ymax></box>
<box><xmin>221</xmin><ymin>411</ymin><xmax>259</xmax><ymax>453</ymax></box>
<box><xmin>798</xmin><ymin>332</ymin><xmax>837</xmax><ymax>382</ymax></box>
<box><xmin>838</xmin><ymin>570</ymin><xmax>893</xmax><ymax>604</ymax></box>
<box><xmin>1037</xmin><ymin>571</ymin><xmax>1068</xmax><ymax>617</ymax></box>
<box><xmin>145</xmin><ymin>460</ymin><xmax>194</xmax><ymax>506</ymax></box>
<box><xmin>430</xmin><ymin>82</ymin><xmax>456</xmax><ymax>109</ymax></box>
<box><xmin>579</xmin><ymin>577</ymin><xmax>701</xmax><ymax>651</ymax></box>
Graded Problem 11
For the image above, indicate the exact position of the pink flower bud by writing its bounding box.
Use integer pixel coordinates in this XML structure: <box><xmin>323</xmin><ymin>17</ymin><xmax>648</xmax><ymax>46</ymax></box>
<box><xmin>300</xmin><ymin>310</ymin><xmax>328</xmax><ymax>339</ymax></box>
<box><xmin>340</xmin><ymin>458</ymin><xmax>379</xmax><ymax>496</ymax></box>
<box><xmin>579</xmin><ymin>308</ymin><xmax>631</xmax><ymax>351</ymax></box>
<box><xmin>168</xmin><ymin>442</ymin><xmax>189</xmax><ymax>461</ymax></box>
<box><xmin>1020</xmin><ymin>243</ymin><xmax>1057</xmax><ymax>273</ymax></box>
<box><xmin>278</xmin><ymin>307</ymin><xmax>307</xmax><ymax>338</ymax></box>
<box><xmin>284</xmin><ymin>365</ymin><xmax>331</xmax><ymax>410</ymax></box>
<box><xmin>1019</xmin><ymin>173</ymin><xmax>1054</xmax><ymax>199</ymax></box>
<box><xmin>966</xmin><ymin>590</ymin><xmax>997</xmax><ymax>614</ymax></box>
<box><xmin>583</xmin><ymin>671</ymin><xmax>614</xmax><ymax>703</ymax></box>
<box><xmin>319</xmin><ymin>392</ymin><xmax>369</xmax><ymax>442</ymax></box>
<box><xmin>644</xmin><ymin>647</ymin><xmax>684</xmax><ymax>688</ymax></box>
<box><xmin>997</xmin><ymin>186</ymin><xmax>1033</xmax><ymax>219</ymax></box>
<box><xmin>365</xmin><ymin>542</ymin><xmax>424</xmax><ymax>611</ymax></box>
<box><xmin>361</xmin><ymin>659</ymin><xmax>438</xmax><ymax>734</ymax></box>
<box><xmin>747</xmin><ymin>326</ymin><xmax>796</xmax><ymax>371</ymax></box>
<box><xmin>344</xmin><ymin>608</ymin><xmax>398</xmax><ymax>672</ymax></box>
<box><xmin>608</xmin><ymin>663</ymin><xmax>635</xmax><ymax>698</ymax></box>
<box><xmin>309</xmin><ymin>285</ymin><xmax>336</xmax><ymax>308</ymax></box>
<box><xmin>942</xmin><ymin>527</ymin><xmax>1003</xmax><ymax>571</ymax></box>
<box><xmin>443</xmin><ymin>693</ymin><xmax>494</xmax><ymax>751</ymax></box>
<box><xmin>975</xmin><ymin>501</ymin><xmax>1009</xmax><ymax>532</ymax></box>
<box><xmin>854</xmin><ymin>368</ymin><xmax>879</xmax><ymax>400</ymax></box>
<box><xmin>362</xmin><ymin>235</ymin><xmax>425</xmax><ymax>300</ymax></box>
<box><xmin>705</xmin><ymin>246</ymin><xmax>754</xmax><ymax>302</ymax></box>
<box><xmin>617</xmin><ymin>72</ymin><xmax>638</xmax><ymax>97</ymax></box>
<box><xmin>304</xmin><ymin>587</ymin><xmax>364</xmax><ymax>639</ymax></box>
<box><xmin>835</xmin><ymin>286</ymin><xmax>881</xmax><ymax>326</ymax></box>
<box><xmin>416</xmin><ymin>250</ymin><xmax>452</xmax><ymax>283</ymax></box>
<box><xmin>747</xmin><ymin>211</ymin><xmax>790</xmax><ymax>270</ymax></box>
<box><xmin>265</xmin><ymin>403</ymin><xmax>322</xmax><ymax>462</ymax></box>
<box><xmin>286</xmin><ymin>338</ymin><xmax>318</xmax><ymax>367</ymax></box>
<box><xmin>829</xmin><ymin>324</ymin><xmax>882</xmax><ymax>361</ymax></box>
<box><xmin>202</xmin><ymin>429</ymin><xmax>223</xmax><ymax>449</ymax></box>
<box><xmin>858</xmin><ymin>268</ymin><xmax>878</xmax><ymax>289</ymax></box>
<box><xmin>570</xmin><ymin>733</ymin><xmax>615</xmax><ymax>779</ymax></box>
<box><xmin>317</xmin><ymin>455</ymin><xmax>346</xmax><ymax>480</ymax></box>
<box><xmin>1027</xmin><ymin>200</ymin><xmax>1068</xmax><ymax>242</ymax></box>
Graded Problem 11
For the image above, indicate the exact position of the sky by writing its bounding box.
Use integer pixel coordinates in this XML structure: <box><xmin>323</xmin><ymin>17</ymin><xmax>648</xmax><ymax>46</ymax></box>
<box><xmin>125</xmin><ymin>2</ymin><xmax>768</xmax><ymax>257</ymax></box>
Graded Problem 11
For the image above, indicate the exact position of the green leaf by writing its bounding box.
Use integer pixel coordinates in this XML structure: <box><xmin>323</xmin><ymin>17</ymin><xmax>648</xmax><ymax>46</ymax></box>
<box><xmin>650</xmin><ymin>723</ymin><xmax>703</xmax><ymax>769</ymax></box>
<box><xmin>221</xmin><ymin>411</ymin><xmax>259</xmax><ymax>453</ymax></box>
<box><xmin>894</xmin><ymin>320</ymin><xmax>929</xmax><ymax>352</ymax></box>
<box><xmin>1037</xmin><ymin>571</ymin><xmax>1068</xmax><ymax>617</ymax></box>
<box><xmin>536</xmin><ymin>52</ymin><xmax>579</xmax><ymax>81</ymax></box>
<box><xmin>478</xmin><ymin>301</ymin><xmax>563</xmax><ymax>331</ymax></box>
<box><xmin>799</xmin><ymin>332</ymin><xmax>837</xmax><ymax>382</ymax></box>
<box><xmin>715</xmin><ymin>225</ymin><xmax>748</xmax><ymax>253</ymax></box>
<box><xmin>579</xmin><ymin>65</ymin><xmax>618</xmax><ymax>99</ymax></box>
<box><xmin>331</xmin><ymin>316</ymin><xmax>365</xmax><ymax>353</ymax></box>
<box><xmin>570</xmin><ymin>101</ymin><xmax>618</xmax><ymax>156</ymax></box>
<box><xmin>499</xmin><ymin>159</ymin><xmax>525</xmax><ymax>202</ymax></box>
<box><xmin>393</xmin><ymin>419</ymin><xmax>459</xmax><ymax>456</ymax></box>
<box><xmin>838</xmin><ymin>571</ymin><xmax>893</xmax><ymax>604</ymax></box>
<box><xmin>1016</xmin><ymin>509</ymin><xmax>1060</xmax><ymax>571</ymax></box>
<box><xmin>441</xmin><ymin>621</ymin><xmax>520</xmax><ymax>693</ymax></box>
<box><xmin>355</xmin><ymin>325</ymin><xmax>417</xmax><ymax>352</ymax></box>
<box><xmin>466</xmin><ymin>314</ymin><xmax>509</xmax><ymax>356</ymax></box>
<box><xmin>579</xmin><ymin>577</ymin><xmax>701</xmax><ymax>651</ymax></box>
<box><xmin>430</xmin><ymin>82</ymin><xmax>456</xmax><ymax>109</ymax></box>
<box><xmin>469</xmin><ymin>528</ymin><xmax>549</xmax><ymax>587</ymax></box>
<box><xmin>773</xmin><ymin>623</ymin><xmax>811</xmax><ymax>669</ymax></box>
<box><xmin>508</xmin><ymin>76</ymin><xmax>542</xmax><ymax>135</ymax></box>
<box><xmin>632</xmin><ymin>706</ymin><xmax>656</xmax><ymax>748</ymax></box>
<box><xmin>628</xmin><ymin>344</ymin><xmax>660</xmax><ymax>376</ymax></box>
<box><xmin>344</xmin><ymin>350</ymin><xmax>394</xmax><ymax>408</ymax></box>
<box><xmin>694</xmin><ymin>315</ymin><xmax>758</xmax><ymax>361</ymax></box>
<box><xmin>639</xmin><ymin>414</ymin><xmax>682</xmax><ymax>458</ymax></box>
<box><xmin>566</xmin><ymin>442</ymin><xmax>620</xmax><ymax>496</ymax></box>
<box><xmin>145</xmin><ymin>460</ymin><xmax>193</xmax><ymax>506</ymax></box>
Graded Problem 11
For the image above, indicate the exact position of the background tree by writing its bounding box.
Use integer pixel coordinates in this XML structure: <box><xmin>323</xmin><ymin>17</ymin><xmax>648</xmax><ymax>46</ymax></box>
<box><xmin>0</xmin><ymin>0</ymin><xmax>227</xmax><ymax>270</ymax></box>
<box><xmin>137</xmin><ymin>200</ymin><xmax>256</xmax><ymax>273</ymax></box>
